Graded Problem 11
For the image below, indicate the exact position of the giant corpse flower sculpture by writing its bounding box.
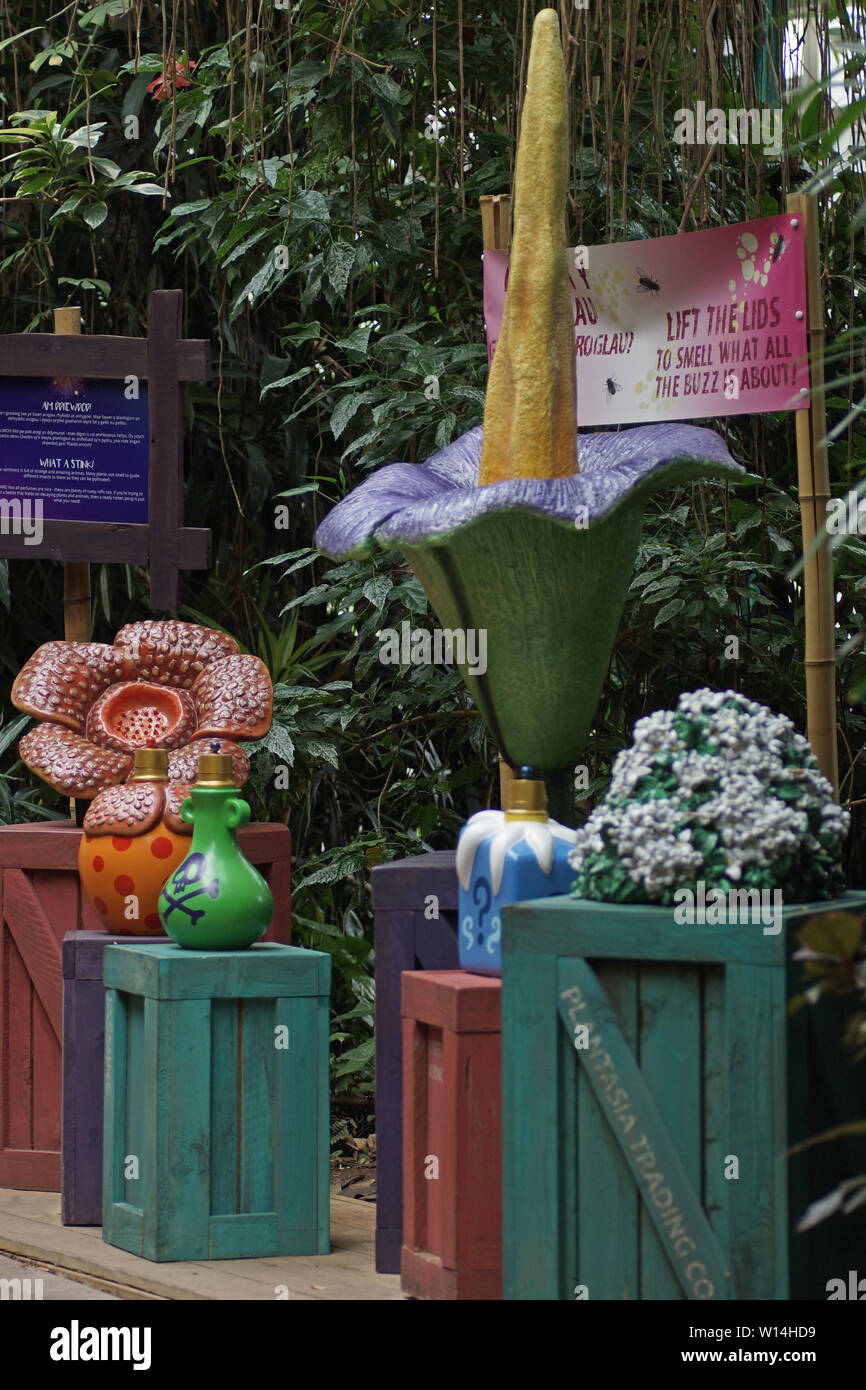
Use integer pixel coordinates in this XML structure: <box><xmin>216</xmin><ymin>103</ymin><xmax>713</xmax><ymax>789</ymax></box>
<box><xmin>315</xmin><ymin>9</ymin><xmax>743</xmax><ymax>772</ymax></box>
<box><xmin>12</xmin><ymin>621</ymin><xmax>272</xmax><ymax>799</ymax></box>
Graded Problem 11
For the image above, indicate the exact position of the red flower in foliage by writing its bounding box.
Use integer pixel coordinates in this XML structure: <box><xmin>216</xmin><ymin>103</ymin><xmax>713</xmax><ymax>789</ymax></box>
<box><xmin>146</xmin><ymin>58</ymin><xmax>197</xmax><ymax>101</ymax></box>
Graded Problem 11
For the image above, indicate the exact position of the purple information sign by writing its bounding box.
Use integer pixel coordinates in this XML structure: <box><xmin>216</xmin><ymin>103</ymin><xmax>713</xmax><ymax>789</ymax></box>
<box><xmin>0</xmin><ymin>376</ymin><xmax>149</xmax><ymax>524</ymax></box>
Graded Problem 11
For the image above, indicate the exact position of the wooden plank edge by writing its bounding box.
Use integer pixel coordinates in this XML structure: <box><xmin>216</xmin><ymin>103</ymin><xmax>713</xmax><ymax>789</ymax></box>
<box><xmin>0</xmin><ymin>336</ymin><xmax>210</xmax><ymax>381</ymax></box>
<box><xmin>0</xmin><ymin>523</ymin><xmax>210</xmax><ymax>567</ymax></box>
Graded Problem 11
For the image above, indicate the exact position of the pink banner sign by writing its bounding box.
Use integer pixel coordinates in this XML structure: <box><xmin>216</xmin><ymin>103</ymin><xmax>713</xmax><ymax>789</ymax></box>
<box><xmin>483</xmin><ymin>214</ymin><xmax>810</xmax><ymax>427</ymax></box>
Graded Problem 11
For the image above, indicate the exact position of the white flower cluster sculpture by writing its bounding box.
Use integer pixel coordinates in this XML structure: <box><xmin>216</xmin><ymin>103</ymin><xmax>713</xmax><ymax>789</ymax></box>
<box><xmin>569</xmin><ymin>689</ymin><xmax>849</xmax><ymax>904</ymax></box>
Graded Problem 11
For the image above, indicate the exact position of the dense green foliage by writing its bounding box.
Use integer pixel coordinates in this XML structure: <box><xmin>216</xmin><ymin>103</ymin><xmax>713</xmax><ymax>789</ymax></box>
<box><xmin>0</xmin><ymin>2</ymin><xmax>865</xmax><ymax>1114</ymax></box>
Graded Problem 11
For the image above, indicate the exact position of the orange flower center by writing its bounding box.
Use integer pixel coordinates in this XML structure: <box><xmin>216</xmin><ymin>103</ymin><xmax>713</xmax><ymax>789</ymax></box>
<box><xmin>86</xmin><ymin>680</ymin><xmax>197</xmax><ymax>754</ymax></box>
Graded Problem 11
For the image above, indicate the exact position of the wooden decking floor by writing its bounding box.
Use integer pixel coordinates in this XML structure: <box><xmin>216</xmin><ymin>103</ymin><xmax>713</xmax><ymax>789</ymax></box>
<box><xmin>0</xmin><ymin>1187</ymin><xmax>403</xmax><ymax>1301</ymax></box>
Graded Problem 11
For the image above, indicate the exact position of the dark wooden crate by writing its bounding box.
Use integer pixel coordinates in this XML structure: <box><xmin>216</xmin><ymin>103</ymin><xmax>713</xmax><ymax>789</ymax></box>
<box><xmin>62</xmin><ymin>933</ymin><xmax>163</xmax><ymax>1226</ymax></box>
<box><xmin>371</xmin><ymin>850</ymin><xmax>459</xmax><ymax>1273</ymax></box>
<box><xmin>501</xmin><ymin>892</ymin><xmax>866</xmax><ymax>1301</ymax></box>
<box><xmin>401</xmin><ymin>970</ymin><xmax>502</xmax><ymax>1300</ymax></box>
<box><xmin>0</xmin><ymin>820</ymin><xmax>291</xmax><ymax>1191</ymax></box>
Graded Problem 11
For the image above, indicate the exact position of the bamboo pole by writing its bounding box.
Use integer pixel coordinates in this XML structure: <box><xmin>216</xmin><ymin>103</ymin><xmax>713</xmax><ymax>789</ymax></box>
<box><xmin>479</xmin><ymin>193</ymin><xmax>512</xmax><ymax>253</ymax></box>
<box><xmin>785</xmin><ymin>191</ymin><xmax>839</xmax><ymax>799</ymax></box>
<box><xmin>53</xmin><ymin>305</ymin><xmax>91</xmax><ymax>820</ymax></box>
<box><xmin>479</xmin><ymin>195</ymin><xmax>515</xmax><ymax>810</ymax></box>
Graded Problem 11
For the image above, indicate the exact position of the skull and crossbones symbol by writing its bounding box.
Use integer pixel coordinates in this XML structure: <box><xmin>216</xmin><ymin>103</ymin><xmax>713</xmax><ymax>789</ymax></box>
<box><xmin>161</xmin><ymin>853</ymin><xmax>220</xmax><ymax>925</ymax></box>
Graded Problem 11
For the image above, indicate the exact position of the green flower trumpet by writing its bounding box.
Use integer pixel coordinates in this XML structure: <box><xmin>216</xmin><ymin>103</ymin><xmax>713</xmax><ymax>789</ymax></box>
<box><xmin>315</xmin><ymin>10</ymin><xmax>743</xmax><ymax>773</ymax></box>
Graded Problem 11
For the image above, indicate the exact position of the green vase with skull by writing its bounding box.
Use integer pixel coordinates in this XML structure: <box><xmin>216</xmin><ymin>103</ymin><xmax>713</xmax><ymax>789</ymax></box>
<box><xmin>158</xmin><ymin>746</ymin><xmax>273</xmax><ymax>950</ymax></box>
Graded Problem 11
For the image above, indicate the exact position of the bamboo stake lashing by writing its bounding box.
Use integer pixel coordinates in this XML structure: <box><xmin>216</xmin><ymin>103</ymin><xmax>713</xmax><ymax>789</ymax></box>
<box><xmin>785</xmin><ymin>192</ymin><xmax>839</xmax><ymax>799</ymax></box>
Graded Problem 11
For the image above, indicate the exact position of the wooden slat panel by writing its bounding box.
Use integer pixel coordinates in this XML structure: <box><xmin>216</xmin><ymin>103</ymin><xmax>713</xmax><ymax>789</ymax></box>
<box><xmin>102</xmin><ymin>988</ymin><xmax>127</xmax><ymax>1224</ymax></box>
<box><xmin>208</xmin><ymin>1212</ymin><xmax>277</xmax><ymax>1258</ymax></box>
<box><xmin>31</xmin><ymin>983</ymin><xmax>60</xmax><ymax>1152</ymax></box>
<box><xmin>0</xmin><ymin>1148</ymin><xmax>60</xmax><ymax>1188</ymax></box>
<box><xmin>155</xmin><ymin>999</ymin><xmax>211</xmax><ymax>1260</ymax></box>
<box><xmin>502</xmin><ymin>952</ymin><xmax>559</xmax><ymax>1300</ymax></box>
<box><xmin>316</xmin><ymin>993</ymin><xmax>330</xmax><ymax>1253</ymax></box>
<box><xmin>401</xmin><ymin>1014</ymin><xmax>427</xmax><ymax>1255</ymax></box>
<box><xmin>0</xmin><ymin>333</ymin><xmax>209</xmax><ymax>380</ymax></box>
<box><xmin>453</xmin><ymin>1027</ymin><xmax>501</xmax><ymax>1282</ymax></box>
<box><xmin>575</xmin><ymin>962</ymin><xmax>639</xmax><ymax>1300</ymax></box>
<box><xmin>702</xmin><ymin>968</ymin><xmax>728</xmax><ymax>1256</ymax></box>
<box><xmin>371</xmin><ymin>851</ymin><xmax>458</xmax><ymax>911</ymax></box>
<box><xmin>725</xmin><ymin>964</ymin><xmax>788</xmax><ymax>1300</ymax></box>
<box><xmin>0</xmin><ymin>521</ymin><xmax>210</xmax><ymax>567</ymax></box>
<box><xmin>104</xmin><ymin>940</ymin><xmax>324</xmax><ymax>1000</ymax></box>
<box><xmin>35</xmin><ymin>871</ymin><xmax>77</xmax><ymax>949</ymax></box>
<box><xmin>2</xmin><ymin>868</ymin><xmax>63</xmax><ymax>1041</ymax></box>
<box><xmin>124</xmin><ymin>994</ymin><xmax>146</xmax><ymax>1208</ymax></box>
<box><xmin>240</xmin><ymin>998</ymin><xmax>274</xmax><ymax>1216</ymax></box>
<box><xmin>5</xmin><ymin>932</ymin><xmax>32</xmax><ymax>1151</ymax></box>
<box><xmin>434</xmin><ymin>1026</ymin><xmax>454</xmax><ymax>1268</ymax></box>
<box><xmin>402</xmin><ymin>970</ymin><xmax>500</xmax><ymax>1033</ymax></box>
<box><xmin>506</xmin><ymin>898</ymin><xmax>787</xmax><ymax>966</ymax></box>
<box><xmin>558</xmin><ymin>957</ymin><xmax>732</xmax><ymax>1301</ymax></box>
<box><xmin>273</xmin><ymin>994</ymin><xmax>328</xmax><ymax>1254</ymax></box>
<box><xmin>0</xmin><ymin>821</ymin><xmax>284</xmax><ymax>870</ymax></box>
<box><xmin>210</xmin><ymin>999</ymin><xmax>239</xmax><ymax>1216</ymax></box>
<box><xmin>375</xmin><ymin>908</ymin><xmax>418</xmax><ymax>1273</ymax></box>
<box><xmin>558</xmin><ymin>1002</ymin><xmax>578</xmax><ymax>1299</ymax></box>
<box><xmin>638</xmin><ymin>963</ymin><xmax>701</xmax><ymax>1300</ymax></box>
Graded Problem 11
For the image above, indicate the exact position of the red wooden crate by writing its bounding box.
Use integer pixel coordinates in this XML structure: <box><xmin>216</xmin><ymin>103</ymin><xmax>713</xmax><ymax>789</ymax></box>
<box><xmin>401</xmin><ymin>970</ymin><xmax>502</xmax><ymax>1300</ymax></box>
<box><xmin>0</xmin><ymin>819</ymin><xmax>291</xmax><ymax>1191</ymax></box>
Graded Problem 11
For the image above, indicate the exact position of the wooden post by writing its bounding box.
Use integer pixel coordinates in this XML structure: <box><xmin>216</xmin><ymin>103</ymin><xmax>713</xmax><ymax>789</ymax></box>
<box><xmin>480</xmin><ymin>196</ymin><xmax>514</xmax><ymax>810</ymax></box>
<box><xmin>785</xmin><ymin>192</ymin><xmax>839</xmax><ymax>798</ymax></box>
<box><xmin>53</xmin><ymin>307</ymin><xmax>91</xmax><ymax>648</ymax></box>
<box><xmin>53</xmin><ymin>307</ymin><xmax>90</xmax><ymax>822</ymax></box>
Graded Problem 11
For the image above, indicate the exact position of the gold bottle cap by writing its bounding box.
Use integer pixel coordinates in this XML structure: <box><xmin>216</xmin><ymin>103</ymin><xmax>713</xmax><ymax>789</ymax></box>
<box><xmin>504</xmin><ymin>768</ymin><xmax>549</xmax><ymax>822</ymax></box>
<box><xmin>196</xmin><ymin>748</ymin><xmax>235</xmax><ymax>787</ymax></box>
<box><xmin>130</xmin><ymin>747</ymin><xmax>168</xmax><ymax>781</ymax></box>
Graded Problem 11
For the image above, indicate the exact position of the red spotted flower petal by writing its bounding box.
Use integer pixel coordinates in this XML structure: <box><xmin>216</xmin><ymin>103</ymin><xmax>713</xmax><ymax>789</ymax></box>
<box><xmin>11</xmin><ymin>642</ymin><xmax>137</xmax><ymax>733</ymax></box>
<box><xmin>114</xmin><ymin>621</ymin><xmax>239</xmax><ymax>691</ymax></box>
<box><xmin>192</xmin><ymin>655</ymin><xmax>273</xmax><ymax>740</ymax></box>
<box><xmin>83</xmin><ymin>782</ymin><xmax>164</xmax><ymax>837</ymax></box>
<box><xmin>168</xmin><ymin>738</ymin><xmax>250</xmax><ymax>787</ymax></box>
<box><xmin>19</xmin><ymin>725</ymin><xmax>132</xmax><ymax>798</ymax></box>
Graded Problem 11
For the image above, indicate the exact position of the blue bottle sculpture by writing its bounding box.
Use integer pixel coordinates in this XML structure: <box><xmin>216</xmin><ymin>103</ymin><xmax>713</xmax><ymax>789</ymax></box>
<box><xmin>457</xmin><ymin>767</ymin><xmax>577</xmax><ymax>976</ymax></box>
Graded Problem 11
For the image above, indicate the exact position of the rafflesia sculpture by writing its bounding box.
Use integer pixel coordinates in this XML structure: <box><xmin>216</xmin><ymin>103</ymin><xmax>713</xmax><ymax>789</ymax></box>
<box><xmin>12</xmin><ymin>621</ymin><xmax>273</xmax><ymax>936</ymax></box>
<box><xmin>12</xmin><ymin>620</ymin><xmax>272</xmax><ymax>799</ymax></box>
<box><xmin>315</xmin><ymin>9</ymin><xmax>744</xmax><ymax>773</ymax></box>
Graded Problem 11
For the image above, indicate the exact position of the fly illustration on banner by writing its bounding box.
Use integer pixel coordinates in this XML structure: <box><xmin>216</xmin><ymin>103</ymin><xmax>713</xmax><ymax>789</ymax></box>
<box><xmin>636</xmin><ymin>267</ymin><xmax>661</xmax><ymax>295</ymax></box>
<box><xmin>605</xmin><ymin>377</ymin><xmax>622</xmax><ymax>402</ymax></box>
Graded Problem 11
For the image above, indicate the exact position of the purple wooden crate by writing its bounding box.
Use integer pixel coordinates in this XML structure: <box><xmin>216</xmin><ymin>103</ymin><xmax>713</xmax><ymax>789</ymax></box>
<box><xmin>372</xmin><ymin>850</ymin><xmax>458</xmax><ymax>1274</ymax></box>
<box><xmin>62</xmin><ymin>931</ymin><xmax>156</xmax><ymax>1226</ymax></box>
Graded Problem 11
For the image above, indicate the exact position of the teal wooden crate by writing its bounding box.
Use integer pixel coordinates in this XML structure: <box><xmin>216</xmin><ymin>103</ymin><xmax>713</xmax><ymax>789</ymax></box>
<box><xmin>501</xmin><ymin>893</ymin><xmax>866</xmax><ymax>1301</ymax></box>
<box><xmin>102</xmin><ymin>941</ymin><xmax>330</xmax><ymax>1263</ymax></box>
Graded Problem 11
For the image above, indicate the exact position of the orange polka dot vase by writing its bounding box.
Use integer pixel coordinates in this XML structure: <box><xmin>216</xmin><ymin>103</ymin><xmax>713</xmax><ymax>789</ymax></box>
<box><xmin>78</xmin><ymin>748</ymin><xmax>191</xmax><ymax>936</ymax></box>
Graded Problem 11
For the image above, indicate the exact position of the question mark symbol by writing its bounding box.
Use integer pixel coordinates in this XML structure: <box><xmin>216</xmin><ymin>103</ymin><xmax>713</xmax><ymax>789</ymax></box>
<box><xmin>473</xmin><ymin>875</ymin><xmax>491</xmax><ymax>946</ymax></box>
<box><xmin>486</xmin><ymin>915</ymin><xmax>501</xmax><ymax>955</ymax></box>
